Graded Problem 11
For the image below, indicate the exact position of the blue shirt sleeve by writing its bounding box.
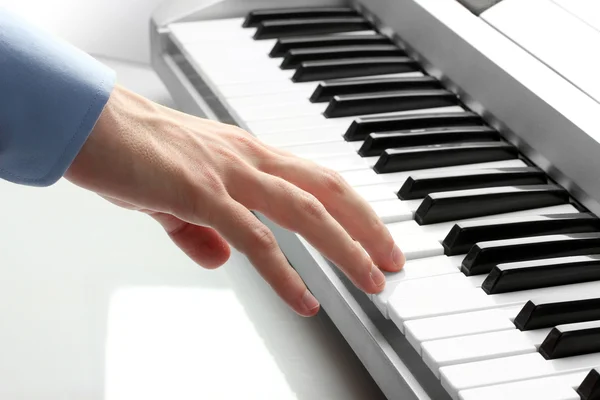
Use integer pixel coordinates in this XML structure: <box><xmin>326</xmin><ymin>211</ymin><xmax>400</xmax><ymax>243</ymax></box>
<box><xmin>0</xmin><ymin>9</ymin><xmax>116</xmax><ymax>186</ymax></box>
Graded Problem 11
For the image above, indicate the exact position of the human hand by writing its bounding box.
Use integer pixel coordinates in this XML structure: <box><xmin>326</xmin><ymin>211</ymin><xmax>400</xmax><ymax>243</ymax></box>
<box><xmin>65</xmin><ymin>85</ymin><xmax>405</xmax><ymax>316</ymax></box>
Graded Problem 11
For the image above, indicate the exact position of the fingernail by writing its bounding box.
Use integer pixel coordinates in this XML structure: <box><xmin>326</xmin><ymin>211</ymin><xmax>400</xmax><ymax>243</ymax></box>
<box><xmin>302</xmin><ymin>290</ymin><xmax>320</xmax><ymax>312</ymax></box>
<box><xmin>370</xmin><ymin>264</ymin><xmax>386</xmax><ymax>288</ymax></box>
<box><xmin>391</xmin><ymin>244</ymin><xmax>405</xmax><ymax>269</ymax></box>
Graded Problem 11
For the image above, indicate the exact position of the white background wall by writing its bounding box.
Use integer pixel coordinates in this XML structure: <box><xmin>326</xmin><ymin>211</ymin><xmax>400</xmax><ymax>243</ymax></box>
<box><xmin>0</xmin><ymin>0</ymin><xmax>166</xmax><ymax>64</ymax></box>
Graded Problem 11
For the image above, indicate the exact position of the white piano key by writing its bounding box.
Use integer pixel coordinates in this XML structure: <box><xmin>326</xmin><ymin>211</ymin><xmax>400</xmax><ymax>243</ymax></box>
<box><xmin>440</xmin><ymin>352</ymin><xmax>600</xmax><ymax>400</ymax></box>
<box><xmin>404</xmin><ymin>306</ymin><xmax>523</xmax><ymax>352</ymax></box>
<box><xmin>553</xmin><ymin>0</ymin><xmax>600</xmax><ymax>33</ymax></box>
<box><xmin>277</xmin><ymin>141</ymin><xmax>358</xmax><ymax>158</ymax></box>
<box><xmin>257</xmin><ymin>129</ymin><xmax>346</xmax><ymax>146</ymax></box>
<box><xmin>372</xmin><ymin>268</ymin><xmax>478</xmax><ymax>319</ymax></box>
<box><xmin>341</xmin><ymin>159</ymin><xmax>528</xmax><ymax>187</ymax></box>
<box><xmin>227</xmin><ymin>92</ymin><xmax>316</xmax><ymax>109</ymax></box>
<box><xmin>371</xmin><ymin>199</ymin><xmax>414</xmax><ymax>224</ymax></box>
<box><xmin>353</xmin><ymin>183</ymin><xmax>399</xmax><ymax>202</ymax></box>
<box><xmin>388</xmin><ymin>278</ymin><xmax>600</xmax><ymax>329</ymax></box>
<box><xmin>313</xmin><ymin>154</ymin><xmax>378</xmax><ymax>172</ymax></box>
<box><xmin>235</xmin><ymin>102</ymin><xmax>326</xmax><ymax>122</ymax></box>
<box><xmin>458</xmin><ymin>371</ymin><xmax>588</xmax><ymax>400</ymax></box>
<box><xmin>246</xmin><ymin>106</ymin><xmax>465</xmax><ymax>134</ymax></box>
<box><xmin>422</xmin><ymin>328</ymin><xmax>552</xmax><ymax>377</ymax></box>
<box><xmin>220</xmin><ymin>81</ymin><xmax>317</xmax><ymax>99</ymax></box>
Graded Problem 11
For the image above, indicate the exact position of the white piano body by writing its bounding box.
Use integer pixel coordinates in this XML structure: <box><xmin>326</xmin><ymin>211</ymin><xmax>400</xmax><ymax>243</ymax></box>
<box><xmin>149</xmin><ymin>1</ymin><xmax>600</xmax><ymax>399</ymax></box>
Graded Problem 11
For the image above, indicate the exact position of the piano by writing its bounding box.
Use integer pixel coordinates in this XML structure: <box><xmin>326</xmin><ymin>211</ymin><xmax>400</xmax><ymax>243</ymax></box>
<box><xmin>149</xmin><ymin>0</ymin><xmax>600</xmax><ymax>398</ymax></box>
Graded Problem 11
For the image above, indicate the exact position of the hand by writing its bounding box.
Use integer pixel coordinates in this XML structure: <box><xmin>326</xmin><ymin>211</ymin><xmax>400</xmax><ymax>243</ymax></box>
<box><xmin>65</xmin><ymin>85</ymin><xmax>405</xmax><ymax>317</ymax></box>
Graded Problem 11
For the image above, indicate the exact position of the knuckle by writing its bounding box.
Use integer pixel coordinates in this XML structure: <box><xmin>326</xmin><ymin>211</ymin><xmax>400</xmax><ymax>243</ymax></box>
<box><xmin>321</xmin><ymin>168</ymin><xmax>348</xmax><ymax>196</ymax></box>
<box><xmin>297</xmin><ymin>194</ymin><xmax>326</xmax><ymax>220</ymax></box>
<box><xmin>248</xmin><ymin>224</ymin><xmax>279</xmax><ymax>252</ymax></box>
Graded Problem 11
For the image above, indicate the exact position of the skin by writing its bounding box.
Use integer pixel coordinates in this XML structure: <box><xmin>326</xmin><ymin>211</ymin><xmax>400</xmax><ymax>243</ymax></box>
<box><xmin>65</xmin><ymin>85</ymin><xmax>406</xmax><ymax>317</ymax></box>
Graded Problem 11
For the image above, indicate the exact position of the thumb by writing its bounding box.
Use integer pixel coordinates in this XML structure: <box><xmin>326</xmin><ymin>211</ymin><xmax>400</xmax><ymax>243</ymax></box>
<box><xmin>150</xmin><ymin>212</ymin><xmax>231</xmax><ymax>269</ymax></box>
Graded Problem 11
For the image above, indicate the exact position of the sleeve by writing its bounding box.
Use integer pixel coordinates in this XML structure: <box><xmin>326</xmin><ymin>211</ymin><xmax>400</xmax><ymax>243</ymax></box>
<box><xmin>0</xmin><ymin>9</ymin><xmax>116</xmax><ymax>186</ymax></box>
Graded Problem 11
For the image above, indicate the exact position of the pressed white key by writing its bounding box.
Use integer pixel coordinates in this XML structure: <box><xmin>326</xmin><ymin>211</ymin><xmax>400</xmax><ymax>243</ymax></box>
<box><xmin>458</xmin><ymin>370</ymin><xmax>589</xmax><ymax>400</ymax></box>
<box><xmin>422</xmin><ymin>328</ymin><xmax>552</xmax><ymax>377</ymax></box>
<box><xmin>341</xmin><ymin>159</ymin><xmax>528</xmax><ymax>187</ymax></box>
<box><xmin>440</xmin><ymin>352</ymin><xmax>600</xmax><ymax>400</ymax></box>
<box><xmin>404</xmin><ymin>306</ymin><xmax>523</xmax><ymax>352</ymax></box>
<box><xmin>389</xmin><ymin>279</ymin><xmax>600</xmax><ymax>328</ymax></box>
<box><xmin>372</xmin><ymin>265</ymin><xmax>476</xmax><ymax>318</ymax></box>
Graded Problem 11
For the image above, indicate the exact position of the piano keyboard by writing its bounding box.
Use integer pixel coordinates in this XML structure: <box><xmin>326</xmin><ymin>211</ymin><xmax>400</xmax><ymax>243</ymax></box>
<box><xmin>164</xmin><ymin>5</ymin><xmax>600</xmax><ymax>400</ymax></box>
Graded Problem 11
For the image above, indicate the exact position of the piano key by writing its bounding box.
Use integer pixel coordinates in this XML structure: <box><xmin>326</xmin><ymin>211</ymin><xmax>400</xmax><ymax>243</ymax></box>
<box><xmin>310</xmin><ymin>75</ymin><xmax>442</xmax><ymax>103</ymax></box>
<box><xmin>374</xmin><ymin>142</ymin><xmax>518</xmax><ymax>174</ymax></box>
<box><xmin>383</xmin><ymin>205</ymin><xmax>580</xmax><ymax>245</ymax></box>
<box><xmin>578</xmin><ymin>368</ymin><xmax>600</xmax><ymax>400</ymax></box>
<box><xmin>443</xmin><ymin>213</ymin><xmax>600</xmax><ymax>256</ymax></box>
<box><xmin>243</xmin><ymin>7</ymin><xmax>360</xmax><ymax>28</ymax></box>
<box><xmin>254</xmin><ymin>17</ymin><xmax>373</xmax><ymax>40</ymax></box>
<box><xmin>483</xmin><ymin>255</ymin><xmax>600</xmax><ymax>294</ymax></box>
<box><xmin>324</xmin><ymin>89</ymin><xmax>459</xmax><ymax>118</ymax></box>
<box><xmin>246</xmin><ymin>105</ymin><xmax>465</xmax><ymax>136</ymax></box>
<box><xmin>404</xmin><ymin>306</ymin><xmax>523</xmax><ymax>351</ymax></box>
<box><xmin>462</xmin><ymin>232</ymin><xmax>600</xmax><ymax>276</ymax></box>
<box><xmin>372</xmin><ymin>270</ymin><xmax>481</xmax><ymax>318</ymax></box>
<box><xmin>388</xmin><ymin>278</ymin><xmax>600</xmax><ymax>328</ymax></box>
<box><xmin>398</xmin><ymin>167</ymin><xmax>546</xmax><ymax>200</ymax></box>
<box><xmin>440</xmin><ymin>351</ymin><xmax>600</xmax><ymax>399</ymax></box>
<box><xmin>342</xmin><ymin>159</ymin><xmax>527</xmax><ymax>187</ymax></box>
<box><xmin>540</xmin><ymin>320</ymin><xmax>600</xmax><ymax>360</ymax></box>
<box><xmin>459</xmin><ymin>371</ymin><xmax>588</xmax><ymax>400</ymax></box>
<box><xmin>292</xmin><ymin>57</ymin><xmax>420</xmax><ymax>82</ymax></box>
<box><xmin>371</xmin><ymin>199</ymin><xmax>414</xmax><ymax>224</ymax></box>
<box><xmin>276</xmin><ymin>141</ymin><xmax>359</xmax><ymax>158</ymax></box>
<box><xmin>515</xmin><ymin>293</ymin><xmax>600</xmax><ymax>332</ymax></box>
<box><xmin>359</xmin><ymin>126</ymin><xmax>499</xmax><ymax>157</ymax></box>
<box><xmin>416</xmin><ymin>185</ymin><xmax>569</xmax><ymax>226</ymax></box>
<box><xmin>270</xmin><ymin>33</ymin><xmax>391</xmax><ymax>57</ymax></box>
<box><xmin>344</xmin><ymin>111</ymin><xmax>484</xmax><ymax>141</ymax></box>
<box><xmin>280</xmin><ymin>44</ymin><xmax>405</xmax><ymax>69</ymax></box>
<box><xmin>422</xmin><ymin>327</ymin><xmax>552</xmax><ymax>377</ymax></box>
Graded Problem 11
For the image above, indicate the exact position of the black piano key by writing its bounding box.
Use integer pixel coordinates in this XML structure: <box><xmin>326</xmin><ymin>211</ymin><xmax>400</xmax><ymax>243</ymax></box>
<box><xmin>482</xmin><ymin>255</ymin><xmax>600</xmax><ymax>294</ymax></box>
<box><xmin>577</xmin><ymin>369</ymin><xmax>600</xmax><ymax>400</ymax></box>
<box><xmin>443</xmin><ymin>213</ymin><xmax>600</xmax><ymax>256</ymax></box>
<box><xmin>310</xmin><ymin>76</ymin><xmax>442</xmax><ymax>103</ymax></box>
<box><xmin>254</xmin><ymin>17</ymin><xmax>372</xmax><ymax>40</ymax></box>
<box><xmin>373</xmin><ymin>142</ymin><xmax>518</xmax><ymax>174</ymax></box>
<box><xmin>324</xmin><ymin>90</ymin><xmax>458</xmax><ymax>118</ymax></box>
<box><xmin>344</xmin><ymin>111</ymin><xmax>484</xmax><ymax>141</ymax></box>
<box><xmin>292</xmin><ymin>57</ymin><xmax>419</xmax><ymax>82</ymax></box>
<box><xmin>243</xmin><ymin>7</ymin><xmax>360</xmax><ymax>28</ymax></box>
<box><xmin>515</xmin><ymin>296</ymin><xmax>600</xmax><ymax>331</ymax></box>
<box><xmin>539</xmin><ymin>320</ymin><xmax>600</xmax><ymax>359</ymax></box>
<box><xmin>270</xmin><ymin>33</ymin><xmax>391</xmax><ymax>58</ymax></box>
<box><xmin>416</xmin><ymin>184</ymin><xmax>569</xmax><ymax>227</ymax></box>
<box><xmin>461</xmin><ymin>231</ymin><xmax>600</xmax><ymax>276</ymax></box>
<box><xmin>398</xmin><ymin>167</ymin><xmax>546</xmax><ymax>200</ymax></box>
<box><xmin>359</xmin><ymin>126</ymin><xmax>499</xmax><ymax>157</ymax></box>
<box><xmin>281</xmin><ymin>44</ymin><xmax>405</xmax><ymax>69</ymax></box>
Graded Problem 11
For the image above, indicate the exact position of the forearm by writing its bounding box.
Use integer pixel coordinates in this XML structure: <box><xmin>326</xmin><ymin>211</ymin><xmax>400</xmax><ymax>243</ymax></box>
<box><xmin>0</xmin><ymin>9</ymin><xmax>115</xmax><ymax>186</ymax></box>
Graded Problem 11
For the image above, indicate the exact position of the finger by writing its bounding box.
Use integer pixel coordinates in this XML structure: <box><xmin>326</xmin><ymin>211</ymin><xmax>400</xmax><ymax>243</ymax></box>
<box><xmin>230</xmin><ymin>172</ymin><xmax>387</xmax><ymax>294</ymax></box>
<box><xmin>209</xmin><ymin>199</ymin><xmax>320</xmax><ymax>317</ymax></box>
<box><xmin>261</xmin><ymin>156</ymin><xmax>404</xmax><ymax>273</ymax></box>
<box><xmin>150</xmin><ymin>212</ymin><xmax>231</xmax><ymax>269</ymax></box>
